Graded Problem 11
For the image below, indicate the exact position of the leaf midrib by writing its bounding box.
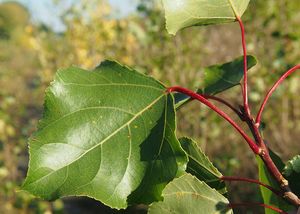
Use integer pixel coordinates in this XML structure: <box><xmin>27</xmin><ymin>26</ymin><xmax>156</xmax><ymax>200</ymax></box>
<box><xmin>227</xmin><ymin>0</ymin><xmax>239</xmax><ymax>17</ymax></box>
<box><xmin>175</xmin><ymin>0</ymin><xmax>238</xmax><ymax>23</ymax></box>
<box><xmin>27</xmin><ymin>94</ymin><xmax>166</xmax><ymax>186</ymax></box>
<box><xmin>56</xmin><ymin>82</ymin><xmax>164</xmax><ymax>91</ymax></box>
<box><xmin>164</xmin><ymin>191</ymin><xmax>225</xmax><ymax>203</ymax></box>
<box><xmin>188</xmin><ymin>155</ymin><xmax>221</xmax><ymax>177</ymax></box>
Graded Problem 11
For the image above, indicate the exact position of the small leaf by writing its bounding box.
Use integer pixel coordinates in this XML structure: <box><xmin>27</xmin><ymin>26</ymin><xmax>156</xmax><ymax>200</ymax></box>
<box><xmin>174</xmin><ymin>93</ymin><xmax>190</xmax><ymax>109</ymax></box>
<box><xmin>163</xmin><ymin>0</ymin><xmax>250</xmax><ymax>35</ymax></box>
<box><xmin>179</xmin><ymin>137</ymin><xmax>226</xmax><ymax>194</ymax></box>
<box><xmin>269</xmin><ymin>149</ymin><xmax>285</xmax><ymax>172</ymax></box>
<box><xmin>201</xmin><ymin>55</ymin><xmax>257</xmax><ymax>95</ymax></box>
<box><xmin>256</xmin><ymin>150</ymin><xmax>293</xmax><ymax>214</ymax></box>
<box><xmin>22</xmin><ymin>60</ymin><xmax>187</xmax><ymax>209</ymax></box>
<box><xmin>175</xmin><ymin>55</ymin><xmax>257</xmax><ymax>109</ymax></box>
<box><xmin>148</xmin><ymin>173</ymin><xmax>232</xmax><ymax>214</ymax></box>
<box><xmin>283</xmin><ymin>155</ymin><xmax>300</xmax><ymax>197</ymax></box>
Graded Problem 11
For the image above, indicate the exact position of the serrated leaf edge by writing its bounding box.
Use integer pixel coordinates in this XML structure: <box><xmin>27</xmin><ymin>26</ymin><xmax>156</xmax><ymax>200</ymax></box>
<box><xmin>283</xmin><ymin>155</ymin><xmax>300</xmax><ymax>176</ymax></box>
<box><xmin>180</xmin><ymin>137</ymin><xmax>223</xmax><ymax>178</ymax></box>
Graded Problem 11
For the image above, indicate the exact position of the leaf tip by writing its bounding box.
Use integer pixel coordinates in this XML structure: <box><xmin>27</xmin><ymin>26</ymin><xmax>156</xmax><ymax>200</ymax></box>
<box><xmin>95</xmin><ymin>59</ymin><xmax>117</xmax><ymax>69</ymax></box>
<box><xmin>247</xmin><ymin>54</ymin><xmax>258</xmax><ymax>65</ymax></box>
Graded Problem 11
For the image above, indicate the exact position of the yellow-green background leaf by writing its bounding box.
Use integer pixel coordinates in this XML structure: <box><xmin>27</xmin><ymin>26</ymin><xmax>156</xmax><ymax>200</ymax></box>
<box><xmin>163</xmin><ymin>0</ymin><xmax>251</xmax><ymax>35</ymax></box>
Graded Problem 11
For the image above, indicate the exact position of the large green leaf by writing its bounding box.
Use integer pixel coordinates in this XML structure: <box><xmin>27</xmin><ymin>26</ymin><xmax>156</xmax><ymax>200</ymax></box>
<box><xmin>22</xmin><ymin>60</ymin><xmax>187</xmax><ymax>209</ymax></box>
<box><xmin>163</xmin><ymin>0</ymin><xmax>251</xmax><ymax>35</ymax></box>
<box><xmin>175</xmin><ymin>55</ymin><xmax>257</xmax><ymax>109</ymax></box>
<box><xmin>283</xmin><ymin>155</ymin><xmax>300</xmax><ymax>197</ymax></box>
<box><xmin>256</xmin><ymin>150</ymin><xmax>293</xmax><ymax>214</ymax></box>
<box><xmin>148</xmin><ymin>173</ymin><xmax>232</xmax><ymax>214</ymax></box>
<box><xmin>179</xmin><ymin>137</ymin><xmax>226</xmax><ymax>194</ymax></box>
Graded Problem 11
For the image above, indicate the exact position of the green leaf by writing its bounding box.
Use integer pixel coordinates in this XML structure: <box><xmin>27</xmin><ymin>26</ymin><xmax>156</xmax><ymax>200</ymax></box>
<box><xmin>256</xmin><ymin>150</ymin><xmax>293</xmax><ymax>214</ymax></box>
<box><xmin>163</xmin><ymin>0</ymin><xmax>250</xmax><ymax>35</ymax></box>
<box><xmin>148</xmin><ymin>173</ymin><xmax>232</xmax><ymax>214</ymax></box>
<box><xmin>269</xmin><ymin>149</ymin><xmax>285</xmax><ymax>172</ymax></box>
<box><xmin>179</xmin><ymin>137</ymin><xmax>226</xmax><ymax>194</ymax></box>
<box><xmin>22</xmin><ymin>60</ymin><xmax>187</xmax><ymax>209</ymax></box>
<box><xmin>174</xmin><ymin>93</ymin><xmax>190</xmax><ymax>109</ymax></box>
<box><xmin>175</xmin><ymin>55</ymin><xmax>257</xmax><ymax>109</ymax></box>
<box><xmin>283</xmin><ymin>155</ymin><xmax>300</xmax><ymax>197</ymax></box>
<box><xmin>200</xmin><ymin>55</ymin><xmax>257</xmax><ymax>95</ymax></box>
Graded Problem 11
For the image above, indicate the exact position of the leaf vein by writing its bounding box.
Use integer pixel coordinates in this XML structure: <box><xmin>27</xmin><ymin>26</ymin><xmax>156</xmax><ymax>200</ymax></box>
<box><xmin>27</xmin><ymin>94</ymin><xmax>165</xmax><ymax>185</ymax></box>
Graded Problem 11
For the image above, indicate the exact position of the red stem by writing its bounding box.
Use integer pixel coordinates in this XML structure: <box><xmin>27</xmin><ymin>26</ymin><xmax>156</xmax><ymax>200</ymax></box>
<box><xmin>229</xmin><ymin>202</ymin><xmax>288</xmax><ymax>214</ymax></box>
<box><xmin>237</xmin><ymin>17</ymin><xmax>251</xmax><ymax>117</ymax></box>
<box><xmin>182</xmin><ymin>94</ymin><xmax>243</xmax><ymax>118</ymax></box>
<box><xmin>256</xmin><ymin>64</ymin><xmax>300</xmax><ymax>125</ymax></box>
<box><xmin>167</xmin><ymin>86</ymin><xmax>260</xmax><ymax>154</ymax></box>
<box><xmin>221</xmin><ymin>176</ymin><xmax>282</xmax><ymax>197</ymax></box>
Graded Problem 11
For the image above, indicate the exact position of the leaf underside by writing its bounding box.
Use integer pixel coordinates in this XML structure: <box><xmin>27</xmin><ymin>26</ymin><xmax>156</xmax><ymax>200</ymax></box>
<box><xmin>148</xmin><ymin>173</ymin><xmax>232</xmax><ymax>214</ymax></box>
<box><xmin>162</xmin><ymin>0</ymin><xmax>251</xmax><ymax>35</ymax></box>
<box><xmin>23</xmin><ymin>60</ymin><xmax>187</xmax><ymax>209</ymax></box>
<box><xmin>179</xmin><ymin>137</ymin><xmax>226</xmax><ymax>194</ymax></box>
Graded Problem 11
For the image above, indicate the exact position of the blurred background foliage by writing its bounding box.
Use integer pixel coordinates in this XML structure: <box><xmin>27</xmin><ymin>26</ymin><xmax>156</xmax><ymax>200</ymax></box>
<box><xmin>0</xmin><ymin>0</ymin><xmax>299</xmax><ymax>213</ymax></box>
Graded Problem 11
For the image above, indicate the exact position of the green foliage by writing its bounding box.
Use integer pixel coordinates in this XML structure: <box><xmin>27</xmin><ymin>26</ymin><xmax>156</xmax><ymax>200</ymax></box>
<box><xmin>175</xmin><ymin>55</ymin><xmax>257</xmax><ymax>109</ymax></box>
<box><xmin>200</xmin><ymin>55</ymin><xmax>257</xmax><ymax>95</ymax></box>
<box><xmin>148</xmin><ymin>173</ymin><xmax>232</xmax><ymax>214</ymax></box>
<box><xmin>23</xmin><ymin>61</ymin><xmax>187</xmax><ymax>209</ymax></box>
<box><xmin>283</xmin><ymin>155</ymin><xmax>300</xmax><ymax>197</ymax></box>
<box><xmin>179</xmin><ymin>137</ymin><xmax>226</xmax><ymax>194</ymax></box>
<box><xmin>162</xmin><ymin>0</ymin><xmax>250</xmax><ymax>35</ymax></box>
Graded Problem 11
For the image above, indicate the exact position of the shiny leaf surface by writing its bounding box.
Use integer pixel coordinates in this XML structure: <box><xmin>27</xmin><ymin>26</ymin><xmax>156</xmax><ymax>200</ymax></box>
<box><xmin>23</xmin><ymin>60</ymin><xmax>187</xmax><ymax>209</ymax></box>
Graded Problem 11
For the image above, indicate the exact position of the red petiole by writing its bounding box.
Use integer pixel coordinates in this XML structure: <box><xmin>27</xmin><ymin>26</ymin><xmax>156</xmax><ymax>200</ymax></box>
<box><xmin>235</xmin><ymin>17</ymin><xmax>300</xmax><ymax>207</ymax></box>
<box><xmin>203</xmin><ymin>95</ymin><xmax>243</xmax><ymax>119</ymax></box>
<box><xmin>229</xmin><ymin>202</ymin><xmax>288</xmax><ymax>214</ymax></box>
<box><xmin>168</xmin><ymin>14</ymin><xmax>300</xmax><ymax>210</ymax></box>
<box><xmin>167</xmin><ymin>86</ymin><xmax>260</xmax><ymax>154</ymax></box>
<box><xmin>237</xmin><ymin>17</ymin><xmax>251</xmax><ymax>118</ymax></box>
<box><xmin>221</xmin><ymin>176</ymin><xmax>282</xmax><ymax>197</ymax></box>
<box><xmin>184</xmin><ymin>94</ymin><xmax>243</xmax><ymax>118</ymax></box>
<box><xmin>256</xmin><ymin>64</ymin><xmax>300</xmax><ymax>126</ymax></box>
